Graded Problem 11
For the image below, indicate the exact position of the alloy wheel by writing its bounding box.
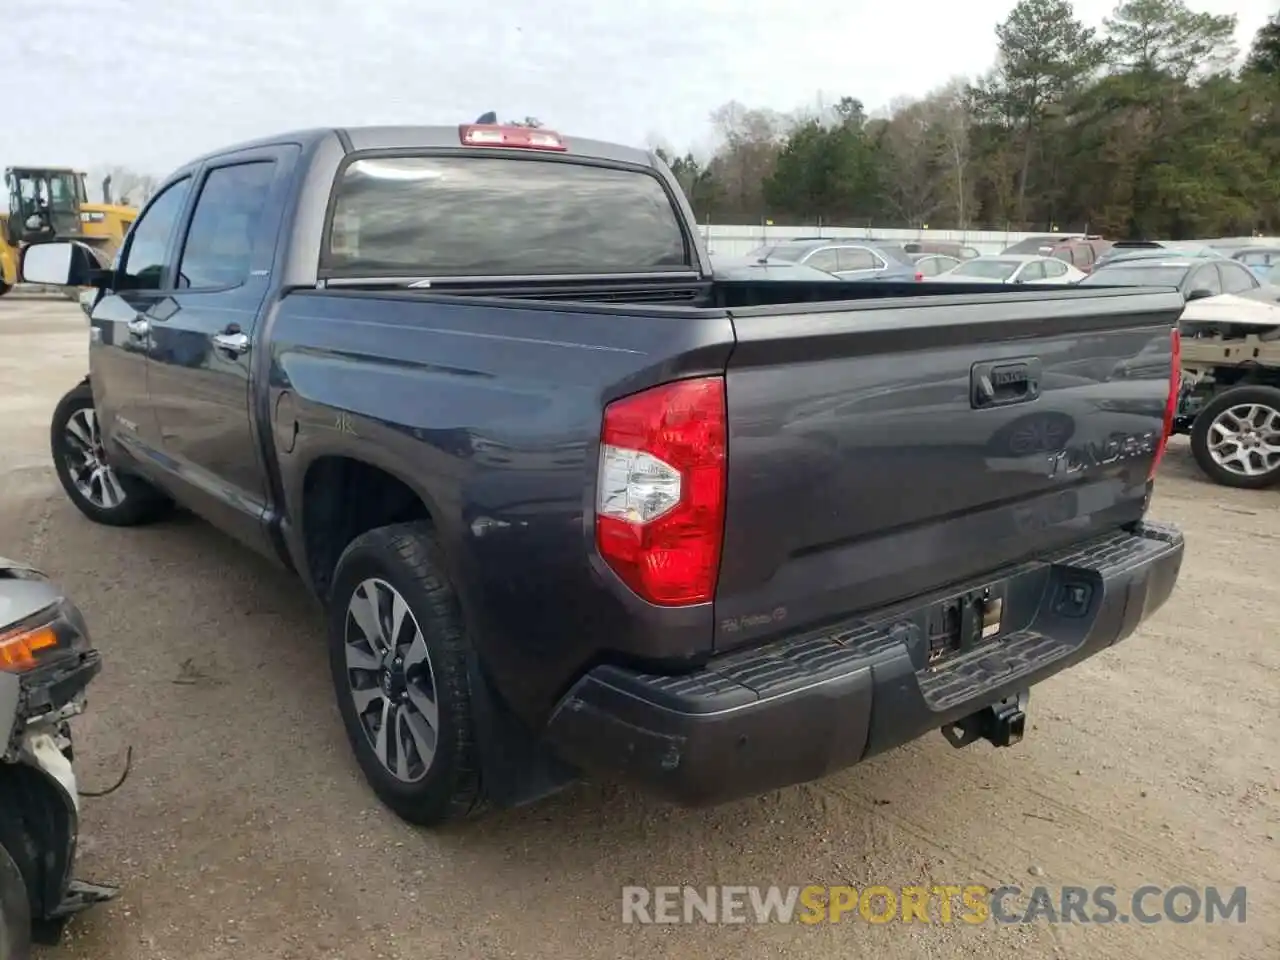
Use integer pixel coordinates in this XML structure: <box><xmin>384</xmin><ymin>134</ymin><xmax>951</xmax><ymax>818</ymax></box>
<box><xmin>62</xmin><ymin>408</ymin><xmax>128</xmax><ymax>509</ymax></box>
<box><xmin>343</xmin><ymin>578</ymin><xmax>440</xmax><ymax>783</ymax></box>
<box><xmin>1206</xmin><ymin>402</ymin><xmax>1280</xmax><ymax>479</ymax></box>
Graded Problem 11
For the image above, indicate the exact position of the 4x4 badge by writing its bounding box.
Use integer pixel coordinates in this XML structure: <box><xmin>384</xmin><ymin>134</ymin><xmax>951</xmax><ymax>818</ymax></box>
<box><xmin>334</xmin><ymin>412</ymin><xmax>358</xmax><ymax>436</ymax></box>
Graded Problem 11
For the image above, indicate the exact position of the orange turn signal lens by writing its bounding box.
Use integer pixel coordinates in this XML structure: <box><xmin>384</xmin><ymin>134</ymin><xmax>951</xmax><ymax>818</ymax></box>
<box><xmin>0</xmin><ymin>624</ymin><xmax>60</xmax><ymax>672</ymax></box>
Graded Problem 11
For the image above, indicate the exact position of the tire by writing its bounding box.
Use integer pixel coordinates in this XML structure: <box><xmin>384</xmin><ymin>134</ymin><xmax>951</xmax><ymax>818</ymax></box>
<box><xmin>0</xmin><ymin>841</ymin><xmax>32</xmax><ymax>960</ymax></box>
<box><xmin>1190</xmin><ymin>384</ymin><xmax>1280</xmax><ymax>489</ymax></box>
<box><xmin>327</xmin><ymin>522</ymin><xmax>486</xmax><ymax>826</ymax></box>
<box><xmin>0</xmin><ymin>281</ymin><xmax>11</xmax><ymax>298</ymax></box>
<box><xmin>50</xmin><ymin>382</ymin><xmax>171</xmax><ymax>526</ymax></box>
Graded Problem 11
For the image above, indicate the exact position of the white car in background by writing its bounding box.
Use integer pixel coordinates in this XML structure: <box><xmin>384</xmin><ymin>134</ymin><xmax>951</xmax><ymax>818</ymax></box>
<box><xmin>931</xmin><ymin>254</ymin><xmax>1087</xmax><ymax>285</ymax></box>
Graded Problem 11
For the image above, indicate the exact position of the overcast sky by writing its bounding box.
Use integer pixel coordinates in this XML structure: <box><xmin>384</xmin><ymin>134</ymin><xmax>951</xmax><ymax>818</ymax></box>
<box><xmin>8</xmin><ymin>0</ymin><xmax>1274</xmax><ymax>177</ymax></box>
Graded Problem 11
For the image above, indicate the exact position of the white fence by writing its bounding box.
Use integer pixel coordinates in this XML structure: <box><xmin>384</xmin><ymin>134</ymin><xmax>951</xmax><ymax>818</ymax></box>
<box><xmin>700</xmin><ymin>225</ymin><xmax>1280</xmax><ymax>259</ymax></box>
<box><xmin>700</xmin><ymin>225</ymin><xmax>1046</xmax><ymax>258</ymax></box>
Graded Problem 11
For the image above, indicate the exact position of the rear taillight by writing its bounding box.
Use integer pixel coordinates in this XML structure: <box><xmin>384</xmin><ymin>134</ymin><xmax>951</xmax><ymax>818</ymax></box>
<box><xmin>914</xmin><ymin>272</ymin><xmax>924</xmax><ymax>281</ymax></box>
<box><xmin>596</xmin><ymin>377</ymin><xmax>727</xmax><ymax>606</ymax></box>
<box><xmin>1149</xmin><ymin>327</ymin><xmax>1182</xmax><ymax>480</ymax></box>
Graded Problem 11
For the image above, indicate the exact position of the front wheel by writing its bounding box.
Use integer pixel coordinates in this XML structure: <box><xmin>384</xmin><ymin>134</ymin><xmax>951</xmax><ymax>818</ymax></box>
<box><xmin>0</xmin><ymin>841</ymin><xmax>32</xmax><ymax>960</ymax></box>
<box><xmin>1190</xmin><ymin>384</ymin><xmax>1280</xmax><ymax>489</ymax></box>
<box><xmin>327</xmin><ymin>522</ymin><xmax>487</xmax><ymax>826</ymax></box>
<box><xmin>50</xmin><ymin>382</ymin><xmax>171</xmax><ymax>526</ymax></box>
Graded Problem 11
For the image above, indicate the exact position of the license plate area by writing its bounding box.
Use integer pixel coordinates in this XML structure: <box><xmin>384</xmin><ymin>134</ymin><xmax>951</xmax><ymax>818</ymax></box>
<box><xmin>925</xmin><ymin>583</ymin><xmax>1008</xmax><ymax>666</ymax></box>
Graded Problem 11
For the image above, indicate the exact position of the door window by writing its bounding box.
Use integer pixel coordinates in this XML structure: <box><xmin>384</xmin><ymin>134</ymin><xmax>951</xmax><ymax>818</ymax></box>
<box><xmin>1218</xmin><ymin>262</ymin><xmax>1260</xmax><ymax>294</ymax></box>
<box><xmin>1042</xmin><ymin>260</ymin><xmax>1068</xmax><ymax>279</ymax></box>
<box><xmin>177</xmin><ymin>161</ymin><xmax>276</xmax><ymax>290</ymax></box>
<box><xmin>1018</xmin><ymin>261</ymin><xmax>1047</xmax><ymax>282</ymax></box>
<box><xmin>1186</xmin><ymin>265</ymin><xmax>1222</xmax><ymax>296</ymax></box>
<box><xmin>120</xmin><ymin>177</ymin><xmax>192</xmax><ymax>291</ymax></box>
<box><xmin>836</xmin><ymin>247</ymin><xmax>879</xmax><ymax>271</ymax></box>
<box><xmin>802</xmin><ymin>248</ymin><xmax>839</xmax><ymax>272</ymax></box>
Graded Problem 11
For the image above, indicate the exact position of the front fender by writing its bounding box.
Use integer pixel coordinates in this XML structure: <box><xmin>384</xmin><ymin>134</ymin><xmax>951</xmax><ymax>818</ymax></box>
<box><xmin>0</xmin><ymin>760</ymin><xmax>78</xmax><ymax>922</ymax></box>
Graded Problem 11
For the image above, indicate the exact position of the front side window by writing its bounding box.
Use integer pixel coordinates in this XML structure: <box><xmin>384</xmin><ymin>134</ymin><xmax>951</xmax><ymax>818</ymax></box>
<box><xmin>954</xmin><ymin>259</ymin><xmax>1020</xmax><ymax>281</ymax></box>
<box><xmin>325</xmin><ymin>155</ymin><xmax>688</xmax><ymax>277</ymax></box>
<box><xmin>177</xmin><ymin>161</ymin><xmax>276</xmax><ymax>290</ymax></box>
<box><xmin>1218</xmin><ymin>262</ymin><xmax>1260</xmax><ymax>294</ymax></box>
<box><xmin>803</xmin><ymin>248</ymin><xmax>839</xmax><ymax>272</ymax></box>
<box><xmin>120</xmin><ymin>177</ymin><xmax>192</xmax><ymax>291</ymax></box>
<box><xmin>1187</xmin><ymin>265</ymin><xmax>1222</xmax><ymax>296</ymax></box>
<box><xmin>836</xmin><ymin>247</ymin><xmax>879</xmax><ymax>271</ymax></box>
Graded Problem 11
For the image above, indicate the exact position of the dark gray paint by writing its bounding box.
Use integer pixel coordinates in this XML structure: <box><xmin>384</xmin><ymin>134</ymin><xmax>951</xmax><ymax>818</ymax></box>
<box><xmin>84</xmin><ymin>124</ymin><xmax>1186</xmax><ymax>764</ymax></box>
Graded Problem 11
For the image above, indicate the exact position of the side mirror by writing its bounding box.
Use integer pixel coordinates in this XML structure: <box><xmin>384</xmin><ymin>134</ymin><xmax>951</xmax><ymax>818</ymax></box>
<box><xmin>19</xmin><ymin>240</ymin><xmax>109</xmax><ymax>287</ymax></box>
<box><xmin>1186</xmin><ymin>288</ymin><xmax>1215</xmax><ymax>302</ymax></box>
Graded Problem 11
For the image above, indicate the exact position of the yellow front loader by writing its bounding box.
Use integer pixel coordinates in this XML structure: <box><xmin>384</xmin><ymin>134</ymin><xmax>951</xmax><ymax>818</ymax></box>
<box><xmin>1</xmin><ymin>167</ymin><xmax>136</xmax><ymax>296</ymax></box>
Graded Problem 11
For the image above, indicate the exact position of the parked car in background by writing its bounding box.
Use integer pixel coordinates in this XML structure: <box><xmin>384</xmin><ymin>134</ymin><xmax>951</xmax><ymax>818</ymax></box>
<box><xmin>747</xmin><ymin>238</ymin><xmax>920</xmax><ymax>281</ymax></box>
<box><xmin>710</xmin><ymin>256</ymin><xmax>840</xmax><ymax>281</ymax></box>
<box><xmin>1229</xmin><ymin>246</ymin><xmax>1280</xmax><ymax>279</ymax></box>
<box><xmin>1081</xmin><ymin>255</ymin><xmax>1260</xmax><ymax>301</ymax></box>
<box><xmin>999</xmin><ymin>235</ymin><xmax>1110</xmax><ymax>272</ymax></box>
<box><xmin>901</xmin><ymin>240</ymin><xmax>980</xmax><ymax>260</ymax></box>
<box><xmin>929</xmin><ymin>254</ymin><xmax>1086</xmax><ymax>285</ymax></box>
<box><xmin>1092</xmin><ymin>242</ymin><xmax>1224</xmax><ymax>271</ymax></box>
<box><xmin>1042</xmin><ymin>237</ymin><xmax>1112</xmax><ymax>274</ymax></box>
<box><xmin>911</xmin><ymin>253</ymin><xmax>962</xmax><ymax>277</ymax></box>
<box><xmin>1000</xmin><ymin>235</ymin><xmax>1083</xmax><ymax>255</ymax></box>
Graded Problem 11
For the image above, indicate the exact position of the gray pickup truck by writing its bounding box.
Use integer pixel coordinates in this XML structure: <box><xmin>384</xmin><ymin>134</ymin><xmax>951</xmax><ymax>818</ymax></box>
<box><xmin>22</xmin><ymin>122</ymin><xmax>1186</xmax><ymax>827</ymax></box>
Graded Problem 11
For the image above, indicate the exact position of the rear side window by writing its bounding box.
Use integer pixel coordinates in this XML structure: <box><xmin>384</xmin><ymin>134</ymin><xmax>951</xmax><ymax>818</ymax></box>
<box><xmin>324</xmin><ymin>156</ymin><xmax>688</xmax><ymax>277</ymax></box>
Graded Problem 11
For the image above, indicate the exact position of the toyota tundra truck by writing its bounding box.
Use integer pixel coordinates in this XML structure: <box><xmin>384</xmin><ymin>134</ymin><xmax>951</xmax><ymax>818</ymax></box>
<box><xmin>20</xmin><ymin>122</ymin><xmax>1185</xmax><ymax>826</ymax></box>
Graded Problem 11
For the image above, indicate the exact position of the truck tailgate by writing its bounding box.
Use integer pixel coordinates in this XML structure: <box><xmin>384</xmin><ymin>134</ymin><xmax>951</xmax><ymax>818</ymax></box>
<box><xmin>714</xmin><ymin>288</ymin><xmax>1183</xmax><ymax>649</ymax></box>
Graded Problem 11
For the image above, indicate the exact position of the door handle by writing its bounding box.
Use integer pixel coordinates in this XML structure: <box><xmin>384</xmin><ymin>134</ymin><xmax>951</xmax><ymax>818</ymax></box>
<box><xmin>127</xmin><ymin>318</ymin><xmax>149</xmax><ymax>338</ymax></box>
<box><xmin>211</xmin><ymin>331</ymin><xmax>250</xmax><ymax>356</ymax></box>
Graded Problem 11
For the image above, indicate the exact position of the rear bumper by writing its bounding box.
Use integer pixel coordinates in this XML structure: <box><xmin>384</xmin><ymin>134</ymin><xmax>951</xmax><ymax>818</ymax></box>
<box><xmin>544</xmin><ymin>521</ymin><xmax>1183</xmax><ymax>806</ymax></box>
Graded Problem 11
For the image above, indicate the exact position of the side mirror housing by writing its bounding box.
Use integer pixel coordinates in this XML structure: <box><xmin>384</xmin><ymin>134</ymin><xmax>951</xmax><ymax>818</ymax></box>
<box><xmin>1186</xmin><ymin>288</ymin><xmax>1215</xmax><ymax>302</ymax></box>
<box><xmin>19</xmin><ymin>241</ymin><xmax>109</xmax><ymax>287</ymax></box>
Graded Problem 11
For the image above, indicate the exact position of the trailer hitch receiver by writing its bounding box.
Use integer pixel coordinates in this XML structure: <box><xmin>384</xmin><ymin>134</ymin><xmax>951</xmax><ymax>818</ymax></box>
<box><xmin>942</xmin><ymin>691</ymin><xmax>1029</xmax><ymax>749</ymax></box>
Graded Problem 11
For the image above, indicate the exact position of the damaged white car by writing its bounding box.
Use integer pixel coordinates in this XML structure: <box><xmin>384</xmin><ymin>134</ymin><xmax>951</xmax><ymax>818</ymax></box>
<box><xmin>1176</xmin><ymin>286</ymin><xmax>1280</xmax><ymax>488</ymax></box>
<box><xmin>0</xmin><ymin>557</ymin><xmax>115</xmax><ymax>959</ymax></box>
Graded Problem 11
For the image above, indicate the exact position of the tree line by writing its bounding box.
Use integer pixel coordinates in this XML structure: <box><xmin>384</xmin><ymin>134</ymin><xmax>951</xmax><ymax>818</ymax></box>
<box><xmin>653</xmin><ymin>0</ymin><xmax>1280</xmax><ymax>239</ymax></box>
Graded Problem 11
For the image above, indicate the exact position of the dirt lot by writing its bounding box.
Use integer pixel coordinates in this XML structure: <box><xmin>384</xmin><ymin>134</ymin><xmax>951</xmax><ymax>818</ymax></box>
<box><xmin>1</xmin><ymin>295</ymin><xmax>1277</xmax><ymax>960</ymax></box>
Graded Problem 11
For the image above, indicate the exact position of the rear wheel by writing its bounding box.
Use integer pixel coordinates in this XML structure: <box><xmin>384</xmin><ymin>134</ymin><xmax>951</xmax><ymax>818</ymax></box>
<box><xmin>1190</xmin><ymin>384</ymin><xmax>1280</xmax><ymax>489</ymax></box>
<box><xmin>327</xmin><ymin>522</ymin><xmax>486</xmax><ymax>826</ymax></box>
<box><xmin>50</xmin><ymin>382</ymin><xmax>171</xmax><ymax>526</ymax></box>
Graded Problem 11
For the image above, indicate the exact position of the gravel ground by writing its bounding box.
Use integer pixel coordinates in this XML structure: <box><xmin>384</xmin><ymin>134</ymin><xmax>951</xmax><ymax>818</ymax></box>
<box><xmin>2</xmin><ymin>295</ymin><xmax>1277</xmax><ymax>960</ymax></box>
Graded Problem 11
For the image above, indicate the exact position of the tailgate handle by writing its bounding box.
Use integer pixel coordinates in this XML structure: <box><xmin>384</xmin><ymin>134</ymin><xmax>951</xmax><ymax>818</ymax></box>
<box><xmin>971</xmin><ymin>358</ymin><xmax>1041</xmax><ymax>409</ymax></box>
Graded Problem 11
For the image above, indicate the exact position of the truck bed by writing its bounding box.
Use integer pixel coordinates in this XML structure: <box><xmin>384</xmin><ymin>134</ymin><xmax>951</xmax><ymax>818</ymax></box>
<box><xmin>269</xmin><ymin>281</ymin><xmax>1183</xmax><ymax>709</ymax></box>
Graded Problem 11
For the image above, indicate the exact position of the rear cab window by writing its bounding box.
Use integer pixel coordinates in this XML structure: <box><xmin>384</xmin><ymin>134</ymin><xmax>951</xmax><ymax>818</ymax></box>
<box><xmin>323</xmin><ymin>155</ymin><xmax>690</xmax><ymax>278</ymax></box>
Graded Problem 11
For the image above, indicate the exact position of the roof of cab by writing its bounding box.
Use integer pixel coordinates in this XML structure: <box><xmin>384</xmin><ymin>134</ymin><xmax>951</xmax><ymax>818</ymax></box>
<box><xmin>186</xmin><ymin>125</ymin><xmax>657</xmax><ymax>169</ymax></box>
